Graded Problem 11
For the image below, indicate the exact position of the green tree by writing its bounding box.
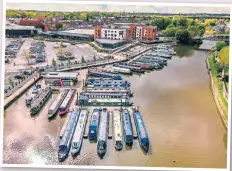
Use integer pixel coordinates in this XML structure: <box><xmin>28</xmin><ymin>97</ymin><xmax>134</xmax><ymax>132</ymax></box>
<box><xmin>216</xmin><ymin>41</ymin><xmax>227</xmax><ymax>51</ymax></box>
<box><xmin>52</xmin><ymin>58</ymin><xmax>57</xmax><ymax>67</ymax></box>
<box><xmin>218</xmin><ymin>46</ymin><xmax>229</xmax><ymax>67</ymax></box>
<box><xmin>81</xmin><ymin>56</ymin><xmax>86</xmax><ymax>63</ymax></box>
<box><xmin>67</xmin><ymin>57</ymin><xmax>71</xmax><ymax>67</ymax></box>
<box><xmin>162</xmin><ymin>27</ymin><xmax>179</xmax><ymax>37</ymax></box>
<box><xmin>187</xmin><ymin>25</ymin><xmax>199</xmax><ymax>37</ymax></box>
<box><xmin>93</xmin><ymin>55</ymin><xmax>96</xmax><ymax>61</ymax></box>
<box><xmin>8</xmin><ymin>77</ymin><xmax>14</xmax><ymax>87</ymax></box>
<box><xmin>150</xmin><ymin>17</ymin><xmax>172</xmax><ymax>30</ymax></box>
<box><xmin>23</xmin><ymin>50</ymin><xmax>31</xmax><ymax>65</ymax></box>
<box><xmin>177</xmin><ymin>17</ymin><xmax>188</xmax><ymax>28</ymax></box>
<box><xmin>175</xmin><ymin>30</ymin><xmax>191</xmax><ymax>44</ymax></box>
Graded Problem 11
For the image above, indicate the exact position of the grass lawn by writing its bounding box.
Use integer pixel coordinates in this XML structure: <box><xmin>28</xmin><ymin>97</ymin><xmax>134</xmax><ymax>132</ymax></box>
<box><xmin>208</xmin><ymin>54</ymin><xmax>228</xmax><ymax>121</ymax></box>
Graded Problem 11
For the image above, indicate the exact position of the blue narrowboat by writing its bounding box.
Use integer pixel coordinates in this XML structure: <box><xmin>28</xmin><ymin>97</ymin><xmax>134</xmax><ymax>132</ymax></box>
<box><xmin>122</xmin><ymin>109</ymin><xmax>133</xmax><ymax>145</ymax></box>
<box><xmin>88</xmin><ymin>70</ymin><xmax>122</xmax><ymax>80</ymax></box>
<box><xmin>58</xmin><ymin>108</ymin><xmax>80</xmax><ymax>162</ymax></box>
<box><xmin>133</xmin><ymin>107</ymin><xmax>149</xmax><ymax>152</ymax></box>
<box><xmin>88</xmin><ymin>108</ymin><xmax>101</xmax><ymax>141</ymax></box>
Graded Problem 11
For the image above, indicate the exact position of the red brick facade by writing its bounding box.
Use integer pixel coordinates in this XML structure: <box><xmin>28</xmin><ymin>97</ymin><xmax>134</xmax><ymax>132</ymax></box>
<box><xmin>94</xmin><ymin>25</ymin><xmax>101</xmax><ymax>40</ymax></box>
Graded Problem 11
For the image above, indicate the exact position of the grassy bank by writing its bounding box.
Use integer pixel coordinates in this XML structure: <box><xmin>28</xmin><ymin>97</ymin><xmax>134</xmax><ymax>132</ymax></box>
<box><xmin>208</xmin><ymin>53</ymin><xmax>228</xmax><ymax>127</ymax></box>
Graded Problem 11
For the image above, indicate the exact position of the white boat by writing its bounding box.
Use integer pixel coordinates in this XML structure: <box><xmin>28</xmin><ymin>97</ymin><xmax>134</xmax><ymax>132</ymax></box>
<box><xmin>25</xmin><ymin>86</ymin><xmax>42</xmax><ymax>106</ymax></box>
<box><xmin>153</xmin><ymin>44</ymin><xmax>176</xmax><ymax>55</ymax></box>
<box><xmin>149</xmin><ymin>51</ymin><xmax>172</xmax><ymax>58</ymax></box>
<box><xmin>48</xmin><ymin>90</ymin><xmax>69</xmax><ymax>119</ymax></box>
<box><xmin>102</xmin><ymin>66</ymin><xmax>132</xmax><ymax>75</ymax></box>
<box><xmin>71</xmin><ymin>109</ymin><xmax>88</xmax><ymax>156</ymax></box>
<box><xmin>112</xmin><ymin>109</ymin><xmax>123</xmax><ymax>150</ymax></box>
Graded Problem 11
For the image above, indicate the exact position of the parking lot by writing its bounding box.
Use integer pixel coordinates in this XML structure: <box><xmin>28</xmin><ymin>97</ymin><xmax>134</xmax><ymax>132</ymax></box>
<box><xmin>5</xmin><ymin>38</ymin><xmax>108</xmax><ymax>72</ymax></box>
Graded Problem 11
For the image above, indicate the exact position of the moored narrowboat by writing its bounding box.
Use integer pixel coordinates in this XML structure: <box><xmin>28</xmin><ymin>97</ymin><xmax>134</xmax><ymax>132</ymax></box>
<box><xmin>112</xmin><ymin>109</ymin><xmax>123</xmax><ymax>150</ymax></box>
<box><xmin>59</xmin><ymin>89</ymin><xmax>76</xmax><ymax>116</ymax></box>
<box><xmin>58</xmin><ymin>108</ymin><xmax>80</xmax><ymax>162</ymax></box>
<box><xmin>88</xmin><ymin>108</ymin><xmax>101</xmax><ymax>141</ymax></box>
<box><xmin>97</xmin><ymin>108</ymin><xmax>109</xmax><ymax>157</ymax></box>
<box><xmin>133</xmin><ymin>107</ymin><xmax>149</xmax><ymax>152</ymax></box>
<box><xmin>48</xmin><ymin>90</ymin><xmax>68</xmax><ymax>119</ymax></box>
<box><xmin>30</xmin><ymin>87</ymin><xmax>52</xmax><ymax>115</ymax></box>
<box><xmin>122</xmin><ymin>109</ymin><xmax>133</xmax><ymax>145</ymax></box>
<box><xmin>71</xmin><ymin>109</ymin><xmax>88</xmax><ymax>156</ymax></box>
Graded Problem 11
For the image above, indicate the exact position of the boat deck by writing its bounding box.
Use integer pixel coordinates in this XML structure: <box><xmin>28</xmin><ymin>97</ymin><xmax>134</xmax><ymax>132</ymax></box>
<box><xmin>128</xmin><ymin>108</ymin><xmax>138</xmax><ymax>139</ymax></box>
<box><xmin>83</xmin><ymin>112</ymin><xmax>92</xmax><ymax>138</ymax></box>
<box><xmin>59</xmin><ymin>112</ymin><xmax>71</xmax><ymax>139</ymax></box>
<box><xmin>108</xmin><ymin>111</ymin><xmax>113</xmax><ymax>139</ymax></box>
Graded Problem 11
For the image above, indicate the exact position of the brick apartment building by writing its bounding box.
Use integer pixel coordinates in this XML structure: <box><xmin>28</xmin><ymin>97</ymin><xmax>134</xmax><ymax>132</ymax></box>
<box><xmin>94</xmin><ymin>24</ymin><xmax>157</xmax><ymax>41</ymax></box>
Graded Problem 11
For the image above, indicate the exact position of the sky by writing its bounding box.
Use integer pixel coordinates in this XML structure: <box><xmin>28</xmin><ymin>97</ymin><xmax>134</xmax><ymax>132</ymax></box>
<box><xmin>6</xmin><ymin>3</ymin><xmax>230</xmax><ymax>14</ymax></box>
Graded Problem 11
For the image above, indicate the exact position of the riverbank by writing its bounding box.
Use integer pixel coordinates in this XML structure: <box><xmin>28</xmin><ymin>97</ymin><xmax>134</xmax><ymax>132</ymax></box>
<box><xmin>206</xmin><ymin>53</ymin><xmax>228</xmax><ymax>129</ymax></box>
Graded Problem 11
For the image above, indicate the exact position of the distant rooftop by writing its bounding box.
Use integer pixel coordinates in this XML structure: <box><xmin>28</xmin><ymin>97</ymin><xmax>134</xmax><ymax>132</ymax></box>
<box><xmin>6</xmin><ymin>23</ymin><xmax>35</xmax><ymax>30</ymax></box>
<box><xmin>60</xmin><ymin>29</ymin><xmax>94</xmax><ymax>35</ymax></box>
<box><xmin>96</xmin><ymin>39</ymin><xmax>126</xmax><ymax>45</ymax></box>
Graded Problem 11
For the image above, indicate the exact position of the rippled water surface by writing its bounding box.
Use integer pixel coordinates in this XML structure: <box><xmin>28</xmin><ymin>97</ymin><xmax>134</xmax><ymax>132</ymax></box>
<box><xmin>3</xmin><ymin>44</ymin><xmax>227</xmax><ymax>168</ymax></box>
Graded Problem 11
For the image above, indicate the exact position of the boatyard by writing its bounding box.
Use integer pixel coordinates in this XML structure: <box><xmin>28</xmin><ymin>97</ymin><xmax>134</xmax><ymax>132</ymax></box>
<box><xmin>3</xmin><ymin>5</ymin><xmax>229</xmax><ymax>167</ymax></box>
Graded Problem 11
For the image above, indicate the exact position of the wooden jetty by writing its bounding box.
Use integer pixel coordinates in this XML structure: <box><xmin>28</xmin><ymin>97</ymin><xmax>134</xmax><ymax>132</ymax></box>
<box><xmin>108</xmin><ymin>111</ymin><xmax>113</xmax><ymax>139</ymax></box>
<box><xmin>130</xmin><ymin>110</ymin><xmax>138</xmax><ymax>139</ymax></box>
<box><xmin>59</xmin><ymin>112</ymin><xmax>71</xmax><ymax>139</ymax></box>
<box><xmin>83</xmin><ymin>112</ymin><xmax>91</xmax><ymax>138</ymax></box>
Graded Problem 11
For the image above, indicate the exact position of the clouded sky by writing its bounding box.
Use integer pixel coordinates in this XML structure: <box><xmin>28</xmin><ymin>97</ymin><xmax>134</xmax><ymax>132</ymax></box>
<box><xmin>6</xmin><ymin>3</ymin><xmax>230</xmax><ymax>14</ymax></box>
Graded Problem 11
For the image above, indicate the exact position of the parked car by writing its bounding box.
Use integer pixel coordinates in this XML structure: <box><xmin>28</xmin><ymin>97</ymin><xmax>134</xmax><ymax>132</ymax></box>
<box><xmin>14</xmin><ymin>74</ymin><xmax>25</xmax><ymax>79</ymax></box>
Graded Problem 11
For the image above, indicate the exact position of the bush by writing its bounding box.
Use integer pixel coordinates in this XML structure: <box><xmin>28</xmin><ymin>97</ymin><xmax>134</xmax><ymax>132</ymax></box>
<box><xmin>175</xmin><ymin>30</ymin><xmax>192</xmax><ymax>44</ymax></box>
<box><xmin>216</xmin><ymin>41</ymin><xmax>227</xmax><ymax>51</ymax></box>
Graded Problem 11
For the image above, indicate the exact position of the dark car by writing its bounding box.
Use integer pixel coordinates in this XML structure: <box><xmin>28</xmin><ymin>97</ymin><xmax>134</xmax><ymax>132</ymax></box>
<box><xmin>14</xmin><ymin>74</ymin><xmax>25</xmax><ymax>79</ymax></box>
<box><xmin>23</xmin><ymin>71</ymin><xmax>32</xmax><ymax>75</ymax></box>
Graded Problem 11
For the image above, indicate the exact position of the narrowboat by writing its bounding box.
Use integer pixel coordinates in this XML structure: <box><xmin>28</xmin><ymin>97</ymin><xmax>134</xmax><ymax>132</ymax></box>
<box><xmin>112</xmin><ymin>109</ymin><xmax>123</xmax><ymax>150</ymax></box>
<box><xmin>85</xmin><ymin>79</ymin><xmax>130</xmax><ymax>87</ymax></box>
<box><xmin>30</xmin><ymin>87</ymin><xmax>52</xmax><ymax>115</ymax></box>
<box><xmin>133</xmin><ymin>107</ymin><xmax>149</xmax><ymax>152</ymax></box>
<box><xmin>59</xmin><ymin>89</ymin><xmax>76</xmax><ymax>116</ymax></box>
<box><xmin>127</xmin><ymin>62</ymin><xmax>155</xmax><ymax>70</ymax></box>
<box><xmin>148</xmin><ymin>51</ymin><xmax>172</xmax><ymax>58</ymax></box>
<box><xmin>153</xmin><ymin>44</ymin><xmax>176</xmax><ymax>55</ymax></box>
<box><xmin>97</xmin><ymin>108</ymin><xmax>109</xmax><ymax>157</ymax></box>
<box><xmin>133</xmin><ymin>59</ymin><xmax>163</xmax><ymax>69</ymax></box>
<box><xmin>80</xmin><ymin>92</ymin><xmax>129</xmax><ymax>99</ymax></box>
<box><xmin>25</xmin><ymin>86</ymin><xmax>42</xmax><ymax>106</ymax></box>
<box><xmin>58</xmin><ymin>108</ymin><xmax>80</xmax><ymax>162</ymax></box>
<box><xmin>122</xmin><ymin>109</ymin><xmax>133</xmax><ymax>145</ymax></box>
<box><xmin>84</xmin><ymin>89</ymin><xmax>133</xmax><ymax>97</ymax></box>
<box><xmin>141</xmin><ymin>55</ymin><xmax>168</xmax><ymax>62</ymax></box>
<box><xmin>71</xmin><ymin>109</ymin><xmax>88</xmax><ymax>156</ymax></box>
<box><xmin>88</xmin><ymin>70</ymin><xmax>122</xmax><ymax>80</ymax></box>
<box><xmin>102</xmin><ymin>66</ymin><xmax>132</xmax><ymax>75</ymax></box>
<box><xmin>113</xmin><ymin>63</ymin><xmax>145</xmax><ymax>73</ymax></box>
<box><xmin>48</xmin><ymin>90</ymin><xmax>69</xmax><ymax>119</ymax></box>
<box><xmin>78</xmin><ymin>97</ymin><xmax>133</xmax><ymax>106</ymax></box>
<box><xmin>136</xmin><ymin>57</ymin><xmax>167</xmax><ymax>66</ymax></box>
<box><xmin>86</xmin><ymin>77</ymin><xmax>114</xmax><ymax>83</ymax></box>
<box><xmin>88</xmin><ymin>108</ymin><xmax>101</xmax><ymax>141</ymax></box>
<box><xmin>86</xmin><ymin>84</ymin><xmax>129</xmax><ymax>89</ymax></box>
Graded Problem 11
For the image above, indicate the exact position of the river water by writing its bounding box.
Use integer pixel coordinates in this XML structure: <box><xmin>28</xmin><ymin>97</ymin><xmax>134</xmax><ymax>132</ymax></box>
<box><xmin>3</xmin><ymin>44</ymin><xmax>227</xmax><ymax>168</ymax></box>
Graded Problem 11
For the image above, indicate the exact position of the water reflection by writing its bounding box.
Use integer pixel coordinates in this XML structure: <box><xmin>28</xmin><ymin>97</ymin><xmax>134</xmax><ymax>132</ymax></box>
<box><xmin>174</xmin><ymin>45</ymin><xmax>195</xmax><ymax>58</ymax></box>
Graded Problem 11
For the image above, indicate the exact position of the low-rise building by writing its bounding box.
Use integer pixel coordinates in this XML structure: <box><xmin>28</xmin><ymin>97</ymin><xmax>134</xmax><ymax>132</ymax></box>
<box><xmin>44</xmin><ymin>72</ymin><xmax>79</xmax><ymax>86</ymax></box>
<box><xmin>94</xmin><ymin>24</ymin><xmax>157</xmax><ymax>41</ymax></box>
